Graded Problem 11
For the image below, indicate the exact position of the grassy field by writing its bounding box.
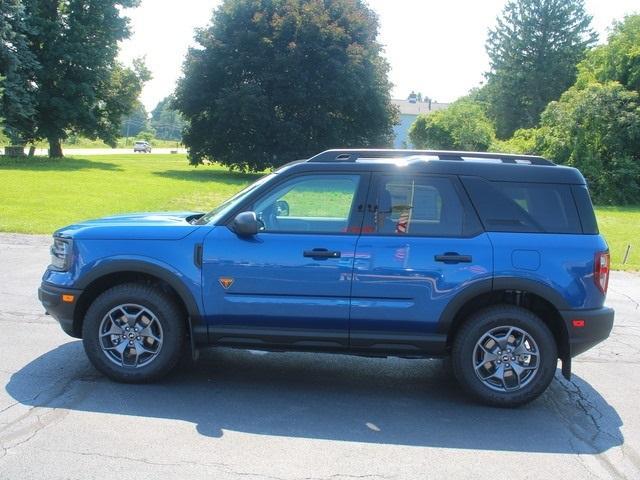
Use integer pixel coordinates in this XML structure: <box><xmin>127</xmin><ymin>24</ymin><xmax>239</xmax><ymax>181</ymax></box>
<box><xmin>0</xmin><ymin>154</ymin><xmax>260</xmax><ymax>233</ymax></box>
<box><xmin>0</xmin><ymin>154</ymin><xmax>638</xmax><ymax>271</ymax></box>
<box><xmin>593</xmin><ymin>206</ymin><xmax>640</xmax><ymax>271</ymax></box>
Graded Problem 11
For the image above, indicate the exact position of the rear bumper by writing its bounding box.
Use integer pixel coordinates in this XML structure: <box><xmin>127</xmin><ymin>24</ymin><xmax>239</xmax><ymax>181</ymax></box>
<box><xmin>560</xmin><ymin>306</ymin><xmax>614</xmax><ymax>357</ymax></box>
<box><xmin>38</xmin><ymin>282</ymin><xmax>83</xmax><ymax>338</ymax></box>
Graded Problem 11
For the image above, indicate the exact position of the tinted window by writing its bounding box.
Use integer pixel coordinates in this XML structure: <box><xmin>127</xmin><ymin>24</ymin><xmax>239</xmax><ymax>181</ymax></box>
<box><xmin>364</xmin><ymin>176</ymin><xmax>465</xmax><ymax>237</ymax></box>
<box><xmin>462</xmin><ymin>177</ymin><xmax>582</xmax><ymax>233</ymax></box>
<box><xmin>252</xmin><ymin>174</ymin><xmax>360</xmax><ymax>233</ymax></box>
<box><xmin>572</xmin><ymin>185</ymin><xmax>599</xmax><ymax>234</ymax></box>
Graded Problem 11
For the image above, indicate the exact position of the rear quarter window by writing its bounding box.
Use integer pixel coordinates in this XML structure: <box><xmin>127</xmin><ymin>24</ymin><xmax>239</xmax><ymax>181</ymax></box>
<box><xmin>461</xmin><ymin>177</ymin><xmax>583</xmax><ymax>234</ymax></box>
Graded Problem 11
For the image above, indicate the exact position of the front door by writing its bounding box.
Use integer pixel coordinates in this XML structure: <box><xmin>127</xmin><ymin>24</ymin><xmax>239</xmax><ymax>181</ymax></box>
<box><xmin>202</xmin><ymin>172</ymin><xmax>368</xmax><ymax>349</ymax></box>
<box><xmin>350</xmin><ymin>173</ymin><xmax>493</xmax><ymax>354</ymax></box>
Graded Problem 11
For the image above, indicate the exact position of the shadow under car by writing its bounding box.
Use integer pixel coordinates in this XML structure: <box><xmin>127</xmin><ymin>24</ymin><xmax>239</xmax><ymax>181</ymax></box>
<box><xmin>5</xmin><ymin>341</ymin><xmax>623</xmax><ymax>453</ymax></box>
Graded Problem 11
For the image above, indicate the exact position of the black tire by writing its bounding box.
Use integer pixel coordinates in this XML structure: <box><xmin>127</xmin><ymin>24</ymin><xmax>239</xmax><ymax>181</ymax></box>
<box><xmin>82</xmin><ymin>283</ymin><xmax>185</xmax><ymax>383</ymax></box>
<box><xmin>452</xmin><ymin>305</ymin><xmax>557</xmax><ymax>407</ymax></box>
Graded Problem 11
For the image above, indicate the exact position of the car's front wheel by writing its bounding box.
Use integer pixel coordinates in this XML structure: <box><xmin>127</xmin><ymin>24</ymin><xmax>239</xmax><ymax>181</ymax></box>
<box><xmin>82</xmin><ymin>283</ymin><xmax>185</xmax><ymax>383</ymax></box>
<box><xmin>452</xmin><ymin>305</ymin><xmax>557</xmax><ymax>407</ymax></box>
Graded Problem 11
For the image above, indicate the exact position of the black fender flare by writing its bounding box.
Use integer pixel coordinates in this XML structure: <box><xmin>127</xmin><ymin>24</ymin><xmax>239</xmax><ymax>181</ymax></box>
<box><xmin>436</xmin><ymin>276</ymin><xmax>571</xmax><ymax>332</ymax></box>
<box><xmin>75</xmin><ymin>259</ymin><xmax>208</xmax><ymax>349</ymax></box>
<box><xmin>436</xmin><ymin>278</ymin><xmax>492</xmax><ymax>334</ymax></box>
<box><xmin>492</xmin><ymin>277</ymin><xmax>571</xmax><ymax>310</ymax></box>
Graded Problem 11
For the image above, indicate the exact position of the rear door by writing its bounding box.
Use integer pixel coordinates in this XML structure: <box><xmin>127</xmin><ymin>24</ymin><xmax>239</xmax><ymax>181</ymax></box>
<box><xmin>350</xmin><ymin>173</ymin><xmax>493</xmax><ymax>354</ymax></box>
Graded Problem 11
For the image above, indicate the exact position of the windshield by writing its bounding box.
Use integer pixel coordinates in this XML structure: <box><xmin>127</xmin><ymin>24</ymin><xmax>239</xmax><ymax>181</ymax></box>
<box><xmin>195</xmin><ymin>173</ymin><xmax>276</xmax><ymax>225</ymax></box>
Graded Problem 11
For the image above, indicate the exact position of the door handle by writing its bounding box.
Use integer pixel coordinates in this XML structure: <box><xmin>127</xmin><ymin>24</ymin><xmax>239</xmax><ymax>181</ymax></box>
<box><xmin>304</xmin><ymin>248</ymin><xmax>341</xmax><ymax>259</ymax></box>
<box><xmin>434</xmin><ymin>253</ymin><xmax>472</xmax><ymax>264</ymax></box>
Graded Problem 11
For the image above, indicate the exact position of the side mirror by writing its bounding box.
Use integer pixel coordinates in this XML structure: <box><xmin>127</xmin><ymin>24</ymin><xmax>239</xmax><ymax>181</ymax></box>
<box><xmin>232</xmin><ymin>211</ymin><xmax>259</xmax><ymax>237</ymax></box>
<box><xmin>275</xmin><ymin>200</ymin><xmax>290</xmax><ymax>217</ymax></box>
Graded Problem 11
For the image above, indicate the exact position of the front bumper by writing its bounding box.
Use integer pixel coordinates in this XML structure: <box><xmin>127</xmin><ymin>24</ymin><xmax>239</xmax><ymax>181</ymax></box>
<box><xmin>38</xmin><ymin>282</ymin><xmax>83</xmax><ymax>338</ymax></box>
<box><xmin>560</xmin><ymin>306</ymin><xmax>614</xmax><ymax>358</ymax></box>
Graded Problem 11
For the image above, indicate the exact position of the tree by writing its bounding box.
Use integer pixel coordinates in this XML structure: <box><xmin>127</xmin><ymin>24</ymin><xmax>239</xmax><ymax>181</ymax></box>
<box><xmin>409</xmin><ymin>99</ymin><xmax>495</xmax><ymax>151</ymax></box>
<box><xmin>576</xmin><ymin>15</ymin><xmax>640</xmax><ymax>92</ymax></box>
<box><xmin>491</xmin><ymin>127</ymin><xmax>538</xmax><ymax>155</ymax></box>
<box><xmin>20</xmin><ymin>0</ymin><xmax>148</xmax><ymax>157</ymax></box>
<box><xmin>534</xmin><ymin>82</ymin><xmax>640</xmax><ymax>204</ymax></box>
<box><xmin>120</xmin><ymin>101</ymin><xmax>150</xmax><ymax>139</ymax></box>
<box><xmin>151</xmin><ymin>95</ymin><xmax>185</xmax><ymax>141</ymax></box>
<box><xmin>494</xmin><ymin>15</ymin><xmax>640</xmax><ymax>204</ymax></box>
<box><xmin>137</xmin><ymin>128</ymin><xmax>156</xmax><ymax>142</ymax></box>
<box><xmin>175</xmin><ymin>0</ymin><xmax>397</xmax><ymax>171</ymax></box>
<box><xmin>484</xmin><ymin>0</ymin><xmax>596</xmax><ymax>138</ymax></box>
<box><xmin>0</xmin><ymin>0</ymin><xmax>39</xmax><ymax>146</ymax></box>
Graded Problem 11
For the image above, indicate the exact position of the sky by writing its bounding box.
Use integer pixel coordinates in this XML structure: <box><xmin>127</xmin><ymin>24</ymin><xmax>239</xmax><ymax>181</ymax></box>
<box><xmin>118</xmin><ymin>0</ymin><xmax>640</xmax><ymax>112</ymax></box>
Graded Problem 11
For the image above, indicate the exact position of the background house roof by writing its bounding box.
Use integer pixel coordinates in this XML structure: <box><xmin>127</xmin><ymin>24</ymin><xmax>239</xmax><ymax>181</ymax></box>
<box><xmin>392</xmin><ymin>99</ymin><xmax>450</xmax><ymax>115</ymax></box>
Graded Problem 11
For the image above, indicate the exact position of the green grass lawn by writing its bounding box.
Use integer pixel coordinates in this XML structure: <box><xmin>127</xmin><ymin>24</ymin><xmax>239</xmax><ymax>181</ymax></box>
<box><xmin>594</xmin><ymin>206</ymin><xmax>640</xmax><ymax>271</ymax></box>
<box><xmin>0</xmin><ymin>154</ymin><xmax>260</xmax><ymax>234</ymax></box>
<box><xmin>0</xmin><ymin>154</ymin><xmax>638</xmax><ymax>271</ymax></box>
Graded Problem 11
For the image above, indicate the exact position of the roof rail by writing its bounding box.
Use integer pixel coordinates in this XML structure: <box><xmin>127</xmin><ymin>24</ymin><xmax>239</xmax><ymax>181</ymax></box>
<box><xmin>307</xmin><ymin>149</ymin><xmax>554</xmax><ymax>166</ymax></box>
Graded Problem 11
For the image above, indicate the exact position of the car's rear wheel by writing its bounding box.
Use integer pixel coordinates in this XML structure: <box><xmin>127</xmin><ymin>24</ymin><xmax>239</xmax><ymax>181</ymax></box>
<box><xmin>82</xmin><ymin>283</ymin><xmax>185</xmax><ymax>383</ymax></box>
<box><xmin>452</xmin><ymin>305</ymin><xmax>557</xmax><ymax>407</ymax></box>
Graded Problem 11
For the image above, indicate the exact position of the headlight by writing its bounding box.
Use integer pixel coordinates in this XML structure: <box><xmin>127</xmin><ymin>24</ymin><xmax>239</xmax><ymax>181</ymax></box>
<box><xmin>50</xmin><ymin>237</ymin><xmax>73</xmax><ymax>271</ymax></box>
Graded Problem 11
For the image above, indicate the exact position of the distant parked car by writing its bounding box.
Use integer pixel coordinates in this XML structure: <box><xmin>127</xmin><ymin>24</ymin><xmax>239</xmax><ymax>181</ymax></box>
<box><xmin>133</xmin><ymin>141</ymin><xmax>151</xmax><ymax>153</ymax></box>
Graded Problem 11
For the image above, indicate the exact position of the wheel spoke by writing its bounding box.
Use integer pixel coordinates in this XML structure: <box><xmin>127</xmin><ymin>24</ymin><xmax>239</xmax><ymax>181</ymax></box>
<box><xmin>132</xmin><ymin>341</ymin><xmax>145</xmax><ymax>366</ymax></box>
<box><xmin>110</xmin><ymin>308</ymin><xmax>127</xmax><ymax>326</ymax></box>
<box><xmin>134</xmin><ymin>310</ymin><xmax>152</xmax><ymax>327</ymax></box>
<box><xmin>512</xmin><ymin>362</ymin><xmax>536</xmax><ymax>374</ymax></box>
<box><xmin>124</xmin><ymin>311</ymin><xmax>139</xmax><ymax>327</ymax></box>
<box><xmin>138</xmin><ymin>324</ymin><xmax>161</xmax><ymax>343</ymax></box>
<box><xmin>488</xmin><ymin>363</ymin><xmax>506</xmax><ymax>387</ymax></box>
<box><xmin>104</xmin><ymin>339</ymin><xmax>128</xmax><ymax>366</ymax></box>
<box><xmin>507</xmin><ymin>365</ymin><xmax>521</xmax><ymax>390</ymax></box>
<box><xmin>475</xmin><ymin>363</ymin><xmax>495</xmax><ymax>380</ymax></box>
<box><xmin>513</xmin><ymin>339</ymin><xmax>535</xmax><ymax>357</ymax></box>
<box><xmin>100</xmin><ymin>319</ymin><xmax>124</xmax><ymax>338</ymax></box>
<box><xmin>479</xmin><ymin>344</ymin><xmax>499</xmax><ymax>363</ymax></box>
<box><xmin>135</xmin><ymin>340</ymin><xmax>156</xmax><ymax>355</ymax></box>
<box><xmin>489</xmin><ymin>332</ymin><xmax>510</xmax><ymax>351</ymax></box>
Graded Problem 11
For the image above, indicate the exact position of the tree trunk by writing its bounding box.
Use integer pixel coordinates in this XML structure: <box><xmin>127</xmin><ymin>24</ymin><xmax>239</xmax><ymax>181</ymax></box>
<box><xmin>48</xmin><ymin>138</ymin><xmax>63</xmax><ymax>158</ymax></box>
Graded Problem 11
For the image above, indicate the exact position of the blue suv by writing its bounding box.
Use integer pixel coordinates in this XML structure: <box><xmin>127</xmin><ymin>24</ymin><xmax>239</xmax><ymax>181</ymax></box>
<box><xmin>38</xmin><ymin>149</ymin><xmax>614</xmax><ymax>407</ymax></box>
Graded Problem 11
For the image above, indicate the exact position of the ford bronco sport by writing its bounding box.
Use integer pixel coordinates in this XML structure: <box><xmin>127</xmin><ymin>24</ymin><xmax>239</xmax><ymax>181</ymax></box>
<box><xmin>38</xmin><ymin>149</ymin><xmax>614</xmax><ymax>407</ymax></box>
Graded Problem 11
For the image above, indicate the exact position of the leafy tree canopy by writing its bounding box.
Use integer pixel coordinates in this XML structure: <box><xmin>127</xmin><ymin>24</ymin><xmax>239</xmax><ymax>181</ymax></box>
<box><xmin>576</xmin><ymin>15</ymin><xmax>640</xmax><ymax>92</ymax></box>
<box><xmin>120</xmin><ymin>100</ymin><xmax>150</xmax><ymax>138</ymax></box>
<box><xmin>409</xmin><ymin>99</ymin><xmax>495</xmax><ymax>151</ymax></box>
<box><xmin>151</xmin><ymin>95</ymin><xmax>185</xmax><ymax>141</ymax></box>
<box><xmin>175</xmin><ymin>0</ymin><xmax>397</xmax><ymax>171</ymax></box>
<box><xmin>536</xmin><ymin>82</ymin><xmax>640</xmax><ymax>204</ymax></box>
<box><xmin>0</xmin><ymin>0</ymin><xmax>38</xmax><ymax>145</ymax></box>
<box><xmin>13</xmin><ymin>0</ymin><xmax>149</xmax><ymax>156</ymax></box>
<box><xmin>484</xmin><ymin>0</ymin><xmax>596</xmax><ymax>138</ymax></box>
<box><xmin>495</xmin><ymin>15</ymin><xmax>640</xmax><ymax>204</ymax></box>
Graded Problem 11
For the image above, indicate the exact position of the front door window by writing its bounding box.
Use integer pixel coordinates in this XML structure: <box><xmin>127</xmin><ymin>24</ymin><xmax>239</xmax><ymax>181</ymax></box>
<box><xmin>252</xmin><ymin>174</ymin><xmax>361</xmax><ymax>234</ymax></box>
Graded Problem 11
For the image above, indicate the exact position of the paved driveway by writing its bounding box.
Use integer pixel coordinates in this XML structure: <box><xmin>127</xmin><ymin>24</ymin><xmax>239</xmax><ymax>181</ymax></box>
<box><xmin>0</xmin><ymin>233</ymin><xmax>638</xmax><ymax>479</ymax></box>
<box><xmin>2</xmin><ymin>147</ymin><xmax>187</xmax><ymax>156</ymax></box>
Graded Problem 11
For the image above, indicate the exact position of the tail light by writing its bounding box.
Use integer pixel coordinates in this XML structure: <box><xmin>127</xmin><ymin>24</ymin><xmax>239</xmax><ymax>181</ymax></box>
<box><xmin>594</xmin><ymin>251</ymin><xmax>610</xmax><ymax>295</ymax></box>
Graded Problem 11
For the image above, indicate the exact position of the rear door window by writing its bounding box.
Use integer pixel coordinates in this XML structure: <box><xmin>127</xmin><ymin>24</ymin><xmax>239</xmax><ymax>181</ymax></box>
<box><xmin>363</xmin><ymin>175</ymin><xmax>477</xmax><ymax>237</ymax></box>
<box><xmin>461</xmin><ymin>177</ymin><xmax>582</xmax><ymax>233</ymax></box>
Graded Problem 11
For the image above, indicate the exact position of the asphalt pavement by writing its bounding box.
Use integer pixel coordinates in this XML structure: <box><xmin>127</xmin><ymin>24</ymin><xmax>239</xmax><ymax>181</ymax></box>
<box><xmin>2</xmin><ymin>147</ymin><xmax>187</xmax><ymax>156</ymax></box>
<box><xmin>0</xmin><ymin>233</ymin><xmax>639</xmax><ymax>479</ymax></box>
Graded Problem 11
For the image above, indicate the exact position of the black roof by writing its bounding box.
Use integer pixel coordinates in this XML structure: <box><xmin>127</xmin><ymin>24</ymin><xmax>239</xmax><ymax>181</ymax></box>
<box><xmin>278</xmin><ymin>149</ymin><xmax>586</xmax><ymax>185</ymax></box>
